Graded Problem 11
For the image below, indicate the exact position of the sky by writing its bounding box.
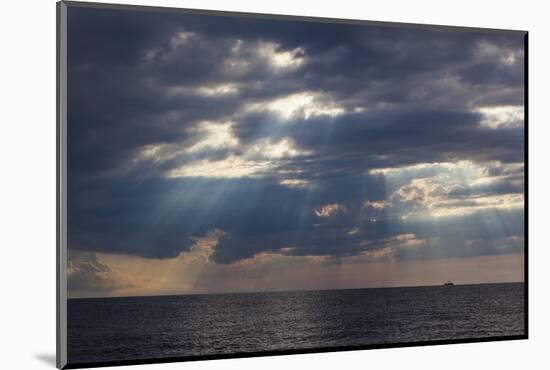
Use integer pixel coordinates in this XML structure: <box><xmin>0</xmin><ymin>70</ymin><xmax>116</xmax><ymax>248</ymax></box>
<box><xmin>66</xmin><ymin>6</ymin><xmax>525</xmax><ymax>298</ymax></box>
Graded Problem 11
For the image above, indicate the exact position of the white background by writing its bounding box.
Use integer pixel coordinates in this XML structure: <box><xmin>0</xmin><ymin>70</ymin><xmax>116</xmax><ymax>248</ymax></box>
<box><xmin>1</xmin><ymin>0</ymin><xmax>548</xmax><ymax>368</ymax></box>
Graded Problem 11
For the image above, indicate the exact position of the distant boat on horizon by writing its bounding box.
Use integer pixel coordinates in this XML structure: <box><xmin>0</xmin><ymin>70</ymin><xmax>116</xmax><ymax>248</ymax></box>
<box><xmin>443</xmin><ymin>280</ymin><xmax>455</xmax><ymax>286</ymax></box>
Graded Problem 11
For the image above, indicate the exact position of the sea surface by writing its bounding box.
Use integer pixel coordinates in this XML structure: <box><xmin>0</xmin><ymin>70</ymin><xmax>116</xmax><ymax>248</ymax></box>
<box><xmin>67</xmin><ymin>283</ymin><xmax>525</xmax><ymax>364</ymax></box>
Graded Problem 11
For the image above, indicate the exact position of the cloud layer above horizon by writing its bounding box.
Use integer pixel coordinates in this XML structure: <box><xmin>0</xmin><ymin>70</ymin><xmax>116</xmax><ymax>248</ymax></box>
<box><xmin>66</xmin><ymin>7</ymin><xmax>525</xmax><ymax>297</ymax></box>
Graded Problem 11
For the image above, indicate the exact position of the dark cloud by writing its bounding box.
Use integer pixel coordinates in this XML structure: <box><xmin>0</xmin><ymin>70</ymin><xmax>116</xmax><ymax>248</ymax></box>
<box><xmin>67</xmin><ymin>250</ymin><xmax>133</xmax><ymax>292</ymax></box>
<box><xmin>67</xmin><ymin>6</ymin><xmax>525</xmax><ymax>265</ymax></box>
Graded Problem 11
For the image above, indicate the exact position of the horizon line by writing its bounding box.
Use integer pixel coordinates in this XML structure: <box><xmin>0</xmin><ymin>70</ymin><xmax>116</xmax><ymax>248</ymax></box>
<box><xmin>68</xmin><ymin>280</ymin><xmax>525</xmax><ymax>300</ymax></box>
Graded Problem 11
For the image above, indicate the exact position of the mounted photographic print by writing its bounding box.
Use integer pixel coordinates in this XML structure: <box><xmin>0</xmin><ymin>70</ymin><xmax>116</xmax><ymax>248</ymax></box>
<box><xmin>56</xmin><ymin>1</ymin><xmax>528</xmax><ymax>368</ymax></box>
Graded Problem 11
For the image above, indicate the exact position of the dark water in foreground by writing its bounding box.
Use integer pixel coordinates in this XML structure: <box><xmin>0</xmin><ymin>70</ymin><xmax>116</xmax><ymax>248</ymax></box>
<box><xmin>68</xmin><ymin>283</ymin><xmax>524</xmax><ymax>364</ymax></box>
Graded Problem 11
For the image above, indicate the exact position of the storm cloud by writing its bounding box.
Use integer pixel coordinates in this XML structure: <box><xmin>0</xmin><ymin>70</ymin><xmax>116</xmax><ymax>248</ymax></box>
<box><xmin>66</xmin><ymin>6</ymin><xmax>525</xmax><ymax>296</ymax></box>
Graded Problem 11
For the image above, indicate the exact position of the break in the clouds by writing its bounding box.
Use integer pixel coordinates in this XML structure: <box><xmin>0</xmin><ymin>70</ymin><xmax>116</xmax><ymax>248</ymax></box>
<box><xmin>66</xmin><ymin>6</ymin><xmax>525</xmax><ymax>297</ymax></box>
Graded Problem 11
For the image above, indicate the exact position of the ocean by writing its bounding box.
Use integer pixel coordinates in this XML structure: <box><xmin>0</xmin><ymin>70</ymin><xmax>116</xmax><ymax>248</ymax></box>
<box><xmin>67</xmin><ymin>282</ymin><xmax>525</xmax><ymax>364</ymax></box>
